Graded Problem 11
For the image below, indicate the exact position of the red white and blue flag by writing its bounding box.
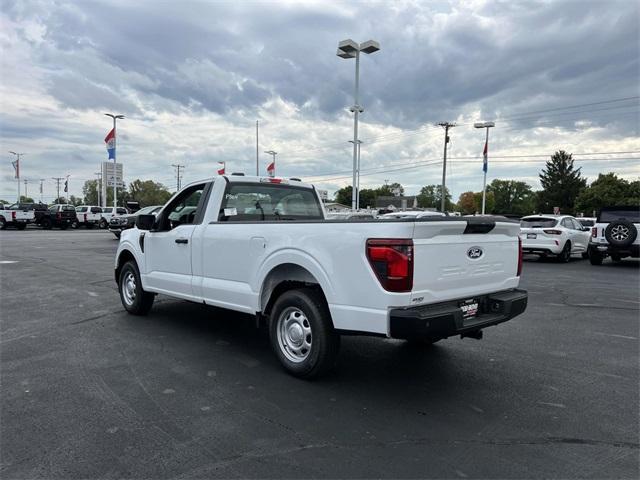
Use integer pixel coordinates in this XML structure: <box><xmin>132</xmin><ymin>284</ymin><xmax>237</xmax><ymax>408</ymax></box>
<box><xmin>11</xmin><ymin>160</ymin><xmax>19</xmax><ymax>179</ymax></box>
<box><xmin>217</xmin><ymin>162</ymin><xmax>225</xmax><ymax>175</ymax></box>
<box><xmin>266</xmin><ymin>161</ymin><xmax>275</xmax><ymax>177</ymax></box>
<box><xmin>482</xmin><ymin>139</ymin><xmax>488</xmax><ymax>173</ymax></box>
<box><xmin>104</xmin><ymin>128</ymin><xmax>116</xmax><ymax>159</ymax></box>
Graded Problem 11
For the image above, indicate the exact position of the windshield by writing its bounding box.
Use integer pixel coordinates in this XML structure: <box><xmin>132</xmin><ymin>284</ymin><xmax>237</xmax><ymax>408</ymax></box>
<box><xmin>520</xmin><ymin>217</ymin><xmax>558</xmax><ymax>228</ymax></box>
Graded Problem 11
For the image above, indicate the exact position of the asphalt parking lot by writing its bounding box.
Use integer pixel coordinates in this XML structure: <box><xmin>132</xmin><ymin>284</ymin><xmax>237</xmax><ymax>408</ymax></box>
<box><xmin>1</xmin><ymin>229</ymin><xmax>638</xmax><ymax>479</ymax></box>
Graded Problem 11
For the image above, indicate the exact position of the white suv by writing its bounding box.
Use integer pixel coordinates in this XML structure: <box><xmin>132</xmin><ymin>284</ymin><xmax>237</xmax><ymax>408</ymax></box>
<box><xmin>588</xmin><ymin>206</ymin><xmax>639</xmax><ymax>265</ymax></box>
<box><xmin>99</xmin><ymin>207</ymin><xmax>128</xmax><ymax>229</ymax></box>
<box><xmin>520</xmin><ymin>214</ymin><xmax>591</xmax><ymax>262</ymax></box>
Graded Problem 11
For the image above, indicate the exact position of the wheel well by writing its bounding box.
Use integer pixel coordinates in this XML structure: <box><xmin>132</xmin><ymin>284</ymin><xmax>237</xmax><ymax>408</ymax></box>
<box><xmin>115</xmin><ymin>250</ymin><xmax>136</xmax><ymax>283</ymax></box>
<box><xmin>260</xmin><ymin>263</ymin><xmax>329</xmax><ymax>320</ymax></box>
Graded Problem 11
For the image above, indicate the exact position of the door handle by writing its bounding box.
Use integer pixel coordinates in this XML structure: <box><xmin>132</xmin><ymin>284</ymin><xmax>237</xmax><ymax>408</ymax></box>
<box><xmin>175</xmin><ymin>238</ymin><xmax>189</xmax><ymax>244</ymax></box>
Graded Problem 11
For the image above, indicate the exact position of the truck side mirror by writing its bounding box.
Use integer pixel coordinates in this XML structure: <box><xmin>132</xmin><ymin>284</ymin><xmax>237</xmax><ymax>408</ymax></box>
<box><xmin>136</xmin><ymin>214</ymin><xmax>156</xmax><ymax>231</ymax></box>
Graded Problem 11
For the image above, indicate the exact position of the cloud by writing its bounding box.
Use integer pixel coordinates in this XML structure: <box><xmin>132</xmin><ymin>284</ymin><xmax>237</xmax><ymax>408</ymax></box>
<box><xmin>0</xmin><ymin>0</ymin><xmax>638</xmax><ymax>203</ymax></box>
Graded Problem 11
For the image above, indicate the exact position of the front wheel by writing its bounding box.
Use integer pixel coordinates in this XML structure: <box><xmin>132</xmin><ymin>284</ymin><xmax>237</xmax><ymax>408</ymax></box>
<box><xmin>118</xmin><ymin>261</ymin><xmax>154</xmax><ymax>315</ymax></box>
<box><xmin>71</xmin><ymin>220</ymin><xmax>78</xmax><ymax>229</ymax></box>
<box><xmin>41</xmin><ymin>218</ymin><xmax>52</xmax><ymax>230</ymax></box>
<box><xmin>269</xmin><ymin>288</ymin><xmax>340</xmax><ymax>379</ymax></box>
<box><xmin>99</xmin><ymin>219</ymin><xmax>108</xmax><ymax>229</ymax></box>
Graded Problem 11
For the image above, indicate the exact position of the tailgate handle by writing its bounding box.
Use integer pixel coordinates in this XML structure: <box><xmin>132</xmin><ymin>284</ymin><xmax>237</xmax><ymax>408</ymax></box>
<box><xmin>175</xmin><ymin>238</ymin><xmax>189</xmax><ymax>244</ymax></box>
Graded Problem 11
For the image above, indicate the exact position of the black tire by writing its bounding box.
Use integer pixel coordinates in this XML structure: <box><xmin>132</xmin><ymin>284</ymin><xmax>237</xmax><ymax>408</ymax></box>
<box><xmin>557</xmin><ymin>242</ymin><xmax>571</xmax><ymax>263</ymax></box>
<box><xmin>99</xmin><ymin>219</ymin><xmax>108</xmax><ymax>229</ymax></box>
<box><xmin>113</xmin><ymin>232</ymin><xmax>121</xmax><ymax>239</ymax></box>
<box><xmin>118</xmin><ymin>260</ymin><xmax>154</xmax><ymax>315</ymax></box>
<box><xmin>604</xmin><ymin>220</ymin><xmax>637</xmax><ymax>248</ymax></box>
<box><xmin>41</xmin><ymin>218</ymin><xmax>52</xmax><ymax>230</ymax></box>
<box><xmin>589</xmin><ymin>252</ymin><xmax>604</xmax><ymax>265</ymax></box>
<box><xmin>610</xmin><ymin>253</ymin><xmax>622</xmax><ymax>263</ymax></box>
<box><xmin>269</xmin><ymin>288</ymin><xmax>340</xmax><ymax>379</ymax></box>
<box><xmin>16</xmin><ymin>223</ymin><xmax>26</xmax><ymax>230</ymax></box>
<box><xmin>0</xmin><ymin>217</ymin><xmax>6</xmax><ymax>230</ymax></box>
<box><xmin>71</xmin><ymin>220</ymin><xmax>78</xmax><ymax>229</ymax></box>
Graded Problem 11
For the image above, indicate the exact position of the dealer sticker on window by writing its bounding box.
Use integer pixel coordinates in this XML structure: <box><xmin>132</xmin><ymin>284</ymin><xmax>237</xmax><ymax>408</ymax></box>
<box><xmin>224</xmin><ymin>208</ymin><xmax>237</xmax><ymax>216</ymax></box>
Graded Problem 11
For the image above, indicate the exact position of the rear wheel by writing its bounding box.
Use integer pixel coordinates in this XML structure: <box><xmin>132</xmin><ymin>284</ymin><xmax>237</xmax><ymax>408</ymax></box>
<box><xmin>118</xmin><ymin>260</ymin><xmax>154</xmax><ymax>315</ymax></box>
<box><xmin>71</xmin><ymin>220</ymin><xmax>78</xmax><ymax>229</ymax></box>
<box><xmin>41</xmin><ymin>218</ymin><xmax>52</xmax><ymax>230</ymax></box>
<box><xmin>589</xmin><ymin>252</ymin><xmax>604</xmax><ymax>265</ymax></box>
<box><xmin>269</xmin><ymin>288</ymin><xmax>340</xmax><ymax>379</ymax></box>
<box><xmin>557</xmin><ymin>242</ymin><xmax>571</xmax><ymax>263</ymax></box>
<box><xmin>0</xmin><ymin>217</ymin><xmax>6</xmax><ymax>230</ymax></box>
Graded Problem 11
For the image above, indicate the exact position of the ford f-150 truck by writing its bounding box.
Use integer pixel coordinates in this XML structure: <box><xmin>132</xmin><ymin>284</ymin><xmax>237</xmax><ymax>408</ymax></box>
<box><xmin>115</xmin><ymin>176</ymin><xmax>527</xmax><ymax>378</ymax></box>
<box><xmin>0</xmin><ymin>204</ymin><xmax>35</xmax><ymax>230</ymax></box>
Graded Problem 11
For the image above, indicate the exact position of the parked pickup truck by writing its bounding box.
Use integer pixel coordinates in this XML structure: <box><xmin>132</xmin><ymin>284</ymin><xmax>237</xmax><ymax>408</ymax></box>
<box><xmin>115</xmin><ymin>176</ymin><xmax>527</xmax><ymax>378</ymax></box>
<box><xmin>0</xmin><ymin>204</ymin><xmax>35</xmax><ymax>230</ymax></box>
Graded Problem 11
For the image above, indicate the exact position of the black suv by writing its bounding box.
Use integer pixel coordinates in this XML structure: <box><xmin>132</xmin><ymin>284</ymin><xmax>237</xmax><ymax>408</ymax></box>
<box><xmin>589</xmin><ymin>206</ymin><xmax>640</xmax><ymax>265</ymax></box>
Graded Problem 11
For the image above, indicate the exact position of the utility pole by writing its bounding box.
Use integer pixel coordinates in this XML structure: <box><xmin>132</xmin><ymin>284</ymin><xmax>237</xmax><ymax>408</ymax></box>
<box><xmin>9</xmin><ymin>151</ymin><xmax>24</xmax><ymax>202</ymax></box>
<box><xmin>39</xmin><ymin>179</ymin><xmax>45</xmax><ymax>203</ymax></box>
<box><xmin>437</xmin><ymin>122</ymin><xmax>456</xmax><ymax>212</ymax></box>
<box><xmin>171</xmin><ymin>164</ymin><xmax>185</xmax><ymax>191</ymax></box>
<box><xmin>52</xmin><ymin>177</ymin><xmax>64</xmax><ymax>202</ymax></box>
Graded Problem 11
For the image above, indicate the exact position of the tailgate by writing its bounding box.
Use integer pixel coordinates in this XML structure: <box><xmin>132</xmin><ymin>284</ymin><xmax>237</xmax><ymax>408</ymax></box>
<box><xmin>15</xmin><ymin>211</ymin><xmax>34</xmax><ymax>220</ymax></box>
<box><xmin>411</xmin><ymin>218</ymin><xmax>520</xmax><ymax>303</ymax></box>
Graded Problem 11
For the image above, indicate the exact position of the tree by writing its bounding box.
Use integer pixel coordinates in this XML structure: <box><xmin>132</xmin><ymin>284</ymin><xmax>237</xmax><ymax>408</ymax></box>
<box><xmin>82</xmin><ymin>180</ymin><xmax>100</xmax><ymax>205</ymax></box>
<box><xmin>333</xmin><ymin>186</ymin><xmax>352</xmax><ymax>206</ymax></box>
<box><xmin>19</xmin><ymin>195</ymin><xmax>34</xmax><ymax>203</ymax></box>
<box><xmin>68</xmin><ymin>195</ymin><xmax>82</xmax><ymax>206</ymax></box>
<box><xmin>473</xmin><ymin>191</ymin><xmax>495</xmax><ymax>214</ymax></box>
<box><xmin>53</xmin><ymin>197</ymin><xmax>67</xmax><ymax>204</ymax></box>
<box><xmin>488</xmin><ymin>179</ymin><xmax>535</xmax><ymax>216</ymax></box>
<box><xmin>457</xmin><ymin>191</ymin><xmax>477</xmax><ymax>214</ymax></box>
<box><xmin>575</xmin><ymin>173</ymin><xmax>639</xmax><ymax>215</ymax></box>
<box><xmin>417</xmin><ymin>185</ymin><xmax>453</xmax><ymax>211</ymax></box>
<box><xmin>127</xmin><ymin>179</ymin><xmax>172</xmax><ymax>207</ymax></box>
<box><xmin>537</xmin><ymin>150</ymin><xmax>586</xmax><ymax>214</ymax></box>
<box><xmin>359</xmin><ymin>188</ymin><xmax>378</xmax><ymax>209</ymax></box>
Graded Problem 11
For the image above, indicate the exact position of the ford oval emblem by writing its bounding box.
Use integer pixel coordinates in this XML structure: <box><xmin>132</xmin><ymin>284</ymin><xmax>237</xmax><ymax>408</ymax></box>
<box><xmin>467</xmin><ymin>246</ymin><xmax>483</xmax><ymax>259</ymax></box>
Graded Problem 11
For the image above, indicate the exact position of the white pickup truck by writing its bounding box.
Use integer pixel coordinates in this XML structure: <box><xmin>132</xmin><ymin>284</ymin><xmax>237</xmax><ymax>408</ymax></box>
<box><xmin>115</xmin><ymin>176</ymin><xmax>527</xmax><ymax>378</ymax></box>
<box><xmin>0</xmin><ymin>204</ymin><xmax>35</xmax><ymax>230</ymax></box>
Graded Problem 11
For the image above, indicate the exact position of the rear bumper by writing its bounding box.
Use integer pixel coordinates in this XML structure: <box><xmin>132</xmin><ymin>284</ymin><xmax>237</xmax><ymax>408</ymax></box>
<box><xmin>389</xmin><ymin>289</ymin><xmax>528</xmax><ymax>340</ymax></box>
<box><xmin>521</xmin><ymin>240</ymin><xmax>562</xmax><ymax>255</ymax></box>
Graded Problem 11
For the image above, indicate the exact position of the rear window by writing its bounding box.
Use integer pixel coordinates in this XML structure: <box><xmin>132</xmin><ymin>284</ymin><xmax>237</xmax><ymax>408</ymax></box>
<box><xmin>62</xmin><ymin>205</ymin><xmax>76</xmax><ymax>211</ymax></box>
<box><xmin>90</xmin><ymin>207</ymin><xmax>102</xmax><ymax>213</ymax></box>
<box><xmin>102</xmin><ymin>208</ymin><xmax>113</xmax><ymax>214</ymax></box>
<box><xmin>219</xmin><ymin>183</ymin><xmax>323</xmax><ymax>221</ymax></box>
<box><xmin>578</xmin><ymin>219</ymin><xmax>594</xmax><ymax>227</ymax></box>
<box><xmin>77</xmin><ymin>207</ymin><xmax>87</xmax><ymax>212</ymax></box>
<box><xmin>520</xmin><ymin>217</ymin><xmax>558</xmax><ymax>228</ymax></box>
<box><xmin>599</xmin><ymin>208</ymin><xmax>640</xmax><ymax>223</ymax></box>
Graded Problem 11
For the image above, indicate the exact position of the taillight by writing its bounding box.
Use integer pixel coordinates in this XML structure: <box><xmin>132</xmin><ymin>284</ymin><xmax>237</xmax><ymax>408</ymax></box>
<box><xmin>591</xmin><ymin>227</ymin><xmax>597</xmax><ymax>237</ymax></box>
<box><xmin>366</xmin><ymin>239</ymin><xmax>413</xmax><ymax>292</ymax></box>
<box><xmin>56</xmin><ymin>212</ymin><xmax>61</xmax><ymax>220</ymax></box>
<box><xmin>11</xmin><ymin>211</ymin><xmax>16</xmax><ymax>220</ymax></box>
<box><xmin>517</xmin><ymin>236</ymin><xmax>523</xmax><ymax>276</ymax></box>
<box><xmin>84</xmin><ymin>213</ymin><xmax>87</xmax><ymax>222</ymax></box>
<box><xmin>543</xmin><ymin>229</ymin><xmax>562</xmax><ymax>235</ymax></box>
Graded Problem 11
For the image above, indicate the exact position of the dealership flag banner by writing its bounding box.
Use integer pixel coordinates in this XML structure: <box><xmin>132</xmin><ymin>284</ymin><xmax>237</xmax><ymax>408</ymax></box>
<box><xmin>266</xmin><ymin>161</ymin><xmax>275</xmax><ymax>177</ymax></box>
<box><xmin>217</xmin><ymin>162</ymin><xmax>225</xmax><ymax>175</ymax></box>
<box><xmin>482</xmin><ymin>139</ymin><xmax>488</xmax><ymax>173</ymax></box>
<box><xmin>104</xmin><ymin>128</ymin><xmax>116</xmax><ymax>159</ymax></box>
<box><xmin>11</xmin><ymin>160</ymin><xmax>19</xmax><ymax>179</ymax></box>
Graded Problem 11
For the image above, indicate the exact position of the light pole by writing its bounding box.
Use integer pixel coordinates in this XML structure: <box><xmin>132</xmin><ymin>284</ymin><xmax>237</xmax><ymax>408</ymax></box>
<box><xmin>349</xmin><ymin>139</ymin><xmax>362</xmax><ymax>209</ymax></box>
<box><xmin>337</xmin><ymin>38</ymin><xmax>380</xmax><ymax>211</ymax></box>
<box><xmin>9</xmin><ymin>151</ymin><xmax>24</xmax><ymax>202</ymax></box>
<box><xmin>474</xmin><ymin>121</ymin><xmax>495</xmax><ymax>215</ymax></box>
<box><xmin>264</xmin><ymin>150</ymin><xmax>277</xmax><ymax>177</ymax></box>
<box><xmin>104</xmin><ymin>113</ymin><xmax>124</xmax><ymax>208</ymax></box>
<box><xmin>95</xmin><ymin>171</ymin><xmax>102</xmax><ymax>207</ymax></box>
<box><xmin>437</xmin><ymin>122</ymin><xmax>456</xmax><ymax>212</ymax></box>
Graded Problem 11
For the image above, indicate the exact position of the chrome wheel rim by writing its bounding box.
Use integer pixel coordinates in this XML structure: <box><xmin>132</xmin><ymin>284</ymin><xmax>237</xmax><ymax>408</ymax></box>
<box><xmin>611</xmin><ymin>225</ymin><xmax>629</xmax><ymax>241</ymax></box>
<box><xmin>276</xmin><ymin>307</ymin><xmax>312</xmax><ymax>363</ymax></box>
<box><xmin>122</xmin><ymin>271</ymin><xmax>136</xmax><ymax>306</ymax></box>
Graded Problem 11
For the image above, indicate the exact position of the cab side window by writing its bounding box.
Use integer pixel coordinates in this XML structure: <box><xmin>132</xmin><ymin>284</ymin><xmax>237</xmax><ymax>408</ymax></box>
<box><xmin>157</xmin><ymin>184</ymin><xmax>206</xmax><ymax>230</ymax></box>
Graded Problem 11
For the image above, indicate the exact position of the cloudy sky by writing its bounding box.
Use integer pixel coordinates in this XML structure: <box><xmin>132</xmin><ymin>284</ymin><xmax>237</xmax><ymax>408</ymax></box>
<box><xmin>1</xmin><ymin>0</ymin><xmax>638</xmax><ymax>203</ymax></box>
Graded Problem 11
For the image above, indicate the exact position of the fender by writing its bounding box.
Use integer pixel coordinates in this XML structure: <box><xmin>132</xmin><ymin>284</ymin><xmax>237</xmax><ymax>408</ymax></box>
<box><xmin>114</xmin><ymin>230</ymin><xmax>146</xmax><ymax>284</ymax></box>
<box><xmin>254</xmin><ymin>248</ymin><xmax>336</xmax><ymax>306</ymax></box>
